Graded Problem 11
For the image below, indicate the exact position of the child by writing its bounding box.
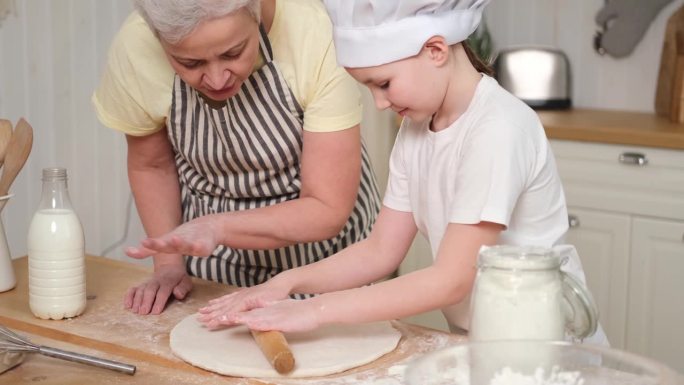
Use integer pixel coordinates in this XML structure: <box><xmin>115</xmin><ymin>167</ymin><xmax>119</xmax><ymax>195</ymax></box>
<box><xmin>198</xmin><ymin>0</ymin><xmax>608</xmax><ymax>345</ymax></box>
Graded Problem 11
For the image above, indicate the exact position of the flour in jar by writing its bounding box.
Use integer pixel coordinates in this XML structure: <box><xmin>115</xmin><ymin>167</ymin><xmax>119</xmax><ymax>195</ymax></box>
<box><xmin>405</xmin><ymin>347</ymin><xmax>585</xmax><ymax>385</ymax></box>
<box><xmin>469</xmin><ymin>253</ymin><xmax>565</xmax><ymax>342</ymax></box>
<box><xmin>489</xmin><ymin>366</ymin><xmax>584</xmax><ymax>385</ymax></box>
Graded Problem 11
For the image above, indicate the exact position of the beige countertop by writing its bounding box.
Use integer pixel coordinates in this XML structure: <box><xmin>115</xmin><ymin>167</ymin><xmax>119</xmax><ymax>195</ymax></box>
<box><xmin>538</xmin><ymin>108</ymin><xmax>684</xmax><ymax>150</ymax></box>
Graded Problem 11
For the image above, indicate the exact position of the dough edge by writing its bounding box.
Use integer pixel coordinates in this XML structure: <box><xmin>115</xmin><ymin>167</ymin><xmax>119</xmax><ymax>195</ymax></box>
<box><xmin>169</xmin><ymin>314</ymin><xmax>403</xmax><ymax>378</ymax></box>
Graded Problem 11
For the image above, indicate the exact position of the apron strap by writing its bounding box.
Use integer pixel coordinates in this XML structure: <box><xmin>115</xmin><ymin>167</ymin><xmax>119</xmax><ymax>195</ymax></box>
<box><xmin>258</xmin><ymin>23</ymin><xmax>274</xmax><ymax>63</ymax></box>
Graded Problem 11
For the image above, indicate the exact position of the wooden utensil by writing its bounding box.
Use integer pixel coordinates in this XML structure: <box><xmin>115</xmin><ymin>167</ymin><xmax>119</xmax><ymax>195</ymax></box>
<box><xmin>655</xmin><ymin>5</ymin><xmax>684</xmax><ymax>122</ymax></box>
<box><xmin>669</xmin><ymin>32</ymin><xmax>684</xmax><ymax>122</ymax></box>
<box><xmin>0</xmin><ymin>118</ymin><xmax>33</xmax><ymax>198</ymax></box>
<box><xmin>250</xmin><ymin>330</ymin><xmax>295</xmax><ymax>374</ymax></box>
<box><xmin>0</xmin><ymin>119</ymin><xmax>12</xmax><ymax>169</ymax></box>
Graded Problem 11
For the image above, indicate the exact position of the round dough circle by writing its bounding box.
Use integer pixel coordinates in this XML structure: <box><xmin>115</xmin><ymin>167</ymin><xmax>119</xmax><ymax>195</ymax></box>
<box><xmin>170</xmin><ymin>314</ymin><xmax>402</xmax><ymax>378</ymax></box>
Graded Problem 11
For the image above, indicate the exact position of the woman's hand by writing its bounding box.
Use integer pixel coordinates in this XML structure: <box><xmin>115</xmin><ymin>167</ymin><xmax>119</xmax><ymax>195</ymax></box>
<box><xmin>229</xmin><ymin>299</ymin><xmax>323</xmax><ymax>333</ymax></box>
<box><xmin>126</xmin><ymin>216</ymin><xmax>221</xmax><ymax>259</ymax></box>
<box><xmin>124</xmin><ymin>263</ymin><xmax>193</xmax><ymax>315</ymax></box>
<box><xmin>197</xmin><ymin>279</ymin><xmax>292</xmax><ymax>329</ymax></box>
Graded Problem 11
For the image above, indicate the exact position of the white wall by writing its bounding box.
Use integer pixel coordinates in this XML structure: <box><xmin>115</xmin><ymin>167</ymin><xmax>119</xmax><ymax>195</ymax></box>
<box><xmin>0</xmin><ymin>0</ymin><xmax>680</xmax><ymax>265</ymax></box>
<box><xmin>0</xmin><ymin>0</ymin><xmax>137</xmax><ymax>261</ymax></box>
<box><xmin>486</xmin><ymin>0</ymin><xmax>684</xmax><ymax>112</ymax></box>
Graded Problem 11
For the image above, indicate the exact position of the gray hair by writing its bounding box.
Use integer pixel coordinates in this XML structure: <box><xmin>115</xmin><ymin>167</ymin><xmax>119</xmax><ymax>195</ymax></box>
<box><xmin>133</xmin><ymin>0</ymin><xmax>261</xmax><ymax>44</ymax></box>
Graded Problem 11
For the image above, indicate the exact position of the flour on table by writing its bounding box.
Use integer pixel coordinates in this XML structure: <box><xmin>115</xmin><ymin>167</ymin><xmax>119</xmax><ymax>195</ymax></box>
<box><xmin>490</xmin><ymin>366</ymin><xmax>585</xmax><ymax>385</ymax></box>
<box><xmin>169</xmin><ymin>314</ymin><xmax>402</xmax><ymax>378</ymax></box>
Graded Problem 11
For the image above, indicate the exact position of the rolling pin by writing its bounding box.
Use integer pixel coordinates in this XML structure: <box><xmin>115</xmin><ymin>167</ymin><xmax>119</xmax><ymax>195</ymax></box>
<box><xmin>250</xmin><ymin>330</ymin><xmax>295</xmax><ymax>374</ymax></box>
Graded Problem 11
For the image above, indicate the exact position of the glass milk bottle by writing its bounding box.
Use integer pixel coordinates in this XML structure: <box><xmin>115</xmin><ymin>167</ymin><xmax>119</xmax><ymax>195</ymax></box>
<box><xmin>469</xmin><ymin>245</ymin><xmax>598</xmax><ymax>342</ymax></box>
<box><xmin>27</xmin><ymin>168</ymin><xmax>86</xmax><ymax>320</ymax></box>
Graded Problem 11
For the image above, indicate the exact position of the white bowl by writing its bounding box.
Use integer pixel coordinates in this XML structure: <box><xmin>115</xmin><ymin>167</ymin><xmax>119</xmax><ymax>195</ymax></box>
<box><xmin>404</xmin><ymin>340</ymin><xmax>683</xmax><ymax>385</ymax></box>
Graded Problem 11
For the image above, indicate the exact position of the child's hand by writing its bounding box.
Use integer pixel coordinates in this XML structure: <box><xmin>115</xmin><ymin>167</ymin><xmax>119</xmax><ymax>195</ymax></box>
<box><xmin>231</xmin><ymin>299</ymin><xmax>322</xmax><ymax>333</ymax></box>
<box><xmin>197</xmin><ymin>282</ymin><xmax>290</xmax><ymax>329</ymax></box>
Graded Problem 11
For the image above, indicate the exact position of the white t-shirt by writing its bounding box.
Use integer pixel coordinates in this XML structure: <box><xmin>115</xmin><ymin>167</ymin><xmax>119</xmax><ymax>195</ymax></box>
<box><xmin>383</xmin><ymin>75</ymin><xmax>569</xmax><ymax>330</ymax></box>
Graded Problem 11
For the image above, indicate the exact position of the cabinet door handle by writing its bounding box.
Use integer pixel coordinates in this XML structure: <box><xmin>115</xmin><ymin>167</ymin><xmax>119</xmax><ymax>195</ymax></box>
<box><xmin>568</xmin><ymin>215</ymin><xmax>580</xmax><ymax>228</ymax></box>
<box><xmin>618</xmin><ymin>152</ymin><xmax>648</xmax><ymax>166</ymax></box>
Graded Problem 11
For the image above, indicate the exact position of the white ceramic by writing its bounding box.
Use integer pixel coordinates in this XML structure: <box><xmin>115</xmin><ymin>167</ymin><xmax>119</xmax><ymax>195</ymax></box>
<box><xmin>0</xmin><ymin>194</ymin><xmax>16</xmax><ymax>292</ymax></box>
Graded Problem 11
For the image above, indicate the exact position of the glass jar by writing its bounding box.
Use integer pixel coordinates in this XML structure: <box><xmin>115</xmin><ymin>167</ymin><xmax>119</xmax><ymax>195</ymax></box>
<box><xmin>469</xmin><ymin>245</ymin><xmax>598</xmax><ymax>342</ymax></box>
<box><xmin>27</xmin><ymin>168</ymin><xmax>86</xmax><ymax>320</ymax></box>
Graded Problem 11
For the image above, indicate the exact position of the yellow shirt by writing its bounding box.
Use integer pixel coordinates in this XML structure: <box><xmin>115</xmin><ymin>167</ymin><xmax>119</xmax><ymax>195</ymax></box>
<box><xmin>92</xmin><ymin>0</ymin><xmax>361</xmax><ymax>136</ymax></box>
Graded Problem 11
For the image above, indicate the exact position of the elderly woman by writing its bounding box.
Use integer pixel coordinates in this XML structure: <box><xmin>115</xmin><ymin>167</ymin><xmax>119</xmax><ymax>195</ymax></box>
<box><xmin>92</xmin><ymin>0</ymin><xmax>380</xmax><ymax>315</ymax></box>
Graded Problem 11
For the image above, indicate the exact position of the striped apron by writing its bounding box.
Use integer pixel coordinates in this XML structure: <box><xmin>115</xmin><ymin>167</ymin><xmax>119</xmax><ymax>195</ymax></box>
<box><xmin>166</xmin><ymin>26</ymin><xmax>380</xmax><ymax>290</ymax></box>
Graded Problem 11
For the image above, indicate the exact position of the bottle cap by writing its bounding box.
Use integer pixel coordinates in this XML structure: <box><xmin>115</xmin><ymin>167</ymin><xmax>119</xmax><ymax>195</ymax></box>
<box><xmin>42</xmin><ymin>167</ymin><xmax>67</xmax><ymax>180</ymax></box>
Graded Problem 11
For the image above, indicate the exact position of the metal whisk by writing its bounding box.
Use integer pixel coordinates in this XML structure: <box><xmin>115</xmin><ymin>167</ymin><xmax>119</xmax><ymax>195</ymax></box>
<box><xmin>0</xmin><ymin>325</ymin><xmax>136</xmax><ymax>375</ymax></box>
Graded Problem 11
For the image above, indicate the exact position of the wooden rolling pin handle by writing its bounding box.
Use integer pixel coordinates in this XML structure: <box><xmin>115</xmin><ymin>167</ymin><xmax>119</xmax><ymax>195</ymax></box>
<box><xmin>250</xmin><ymin>330</ymin><xmax>295</xmax><ymax>374</ymax></box>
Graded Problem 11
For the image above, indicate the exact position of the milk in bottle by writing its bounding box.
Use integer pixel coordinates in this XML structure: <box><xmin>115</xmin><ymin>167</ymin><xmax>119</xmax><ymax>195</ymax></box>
<box><xmin>27</xmin><ymin>168</ymin><xmax>86</xmax><ymax>319</ymax></box>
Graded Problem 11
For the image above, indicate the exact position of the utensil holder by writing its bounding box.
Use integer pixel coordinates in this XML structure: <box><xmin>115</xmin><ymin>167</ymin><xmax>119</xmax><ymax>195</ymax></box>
<box><xmin>0</xmin><ymin>194</ymin><xmax>16</xmax><ymax>292</ymax></box>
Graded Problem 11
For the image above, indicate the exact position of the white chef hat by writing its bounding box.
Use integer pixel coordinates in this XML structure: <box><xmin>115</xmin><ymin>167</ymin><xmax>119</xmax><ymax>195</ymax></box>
<box><xmin>324</xmin><ymin>0</ymin><xmax>490</xmax><ymax>68</ymax></box>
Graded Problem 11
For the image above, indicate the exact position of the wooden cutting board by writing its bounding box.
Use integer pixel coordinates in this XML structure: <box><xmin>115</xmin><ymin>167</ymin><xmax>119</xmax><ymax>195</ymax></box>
<box><xmin>0</xmin><ymin>256</ymin><xmax>463</xmax><ymax>384</ymax></box>
<box><xmin>656</xmin><ymin>5</ymin><xmax>684</xmax><ymax>122</ymax></box>
<box><xmin>0</xmin><ymin>330</ymin><xmax>235</xmax><ymax>385</ymax></box>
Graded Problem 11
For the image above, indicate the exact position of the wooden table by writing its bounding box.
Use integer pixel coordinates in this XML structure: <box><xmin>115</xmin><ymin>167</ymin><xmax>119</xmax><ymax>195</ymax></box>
<box><xmin>0</xmin><ymin>256</ymin><xmax>462</xmax><ymax>385</ymax></box>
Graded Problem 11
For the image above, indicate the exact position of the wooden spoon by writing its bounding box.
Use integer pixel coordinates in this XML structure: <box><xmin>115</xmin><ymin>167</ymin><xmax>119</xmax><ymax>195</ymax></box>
<box><xmin>0</xmin><ymin>119</ymin><xmax>12</xmax><ymax>168</ymax></box>
<box><xmin>0</xmin><ymin>118</ymin><xmax>33</xmax><ymax>197</ymax></box>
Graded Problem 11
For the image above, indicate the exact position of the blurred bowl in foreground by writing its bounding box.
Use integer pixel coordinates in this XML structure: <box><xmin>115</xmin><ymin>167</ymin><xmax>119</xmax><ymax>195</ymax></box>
<box><xmin>405</xmin><ymin>340</ymin><xmax>683</xmax><ymax>385</ymax></box>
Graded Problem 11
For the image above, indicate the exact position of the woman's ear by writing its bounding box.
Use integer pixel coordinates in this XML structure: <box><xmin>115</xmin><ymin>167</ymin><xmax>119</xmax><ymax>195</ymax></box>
<box><xmin>422</xmin><ymin>36</ymin><xmax>449</xmax><ymax>66</ymax></box>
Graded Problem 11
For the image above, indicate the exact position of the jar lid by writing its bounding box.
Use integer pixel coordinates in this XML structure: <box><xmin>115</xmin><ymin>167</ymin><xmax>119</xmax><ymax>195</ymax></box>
<box><xmin>562</xmin><ymin>272</ymin><xmax>599</xmax><ymax>340</ymax></box>
<box><xmin>478</xmin><ymin>245</ymin><xmax>561</xmax><ymax>271</ymax></box>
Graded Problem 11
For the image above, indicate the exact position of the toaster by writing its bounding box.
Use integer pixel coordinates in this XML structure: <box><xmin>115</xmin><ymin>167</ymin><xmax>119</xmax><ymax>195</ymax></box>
<box><xmin>493</xmin><ymin>47</ymin><xmax>572</xmax><ymax>109</ymax></box>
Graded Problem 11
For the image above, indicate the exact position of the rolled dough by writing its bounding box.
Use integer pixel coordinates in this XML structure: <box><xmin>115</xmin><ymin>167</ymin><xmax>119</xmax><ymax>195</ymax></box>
<box><xmin>169</xmin><ymin>314</ymin><xmax>402</xmax><ymax>378</ymax></box>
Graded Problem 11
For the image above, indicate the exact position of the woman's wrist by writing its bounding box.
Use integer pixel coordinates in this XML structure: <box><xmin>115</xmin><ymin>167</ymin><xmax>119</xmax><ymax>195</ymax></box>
<box><xmin>153</xmin><ymin>253</ymin><xmax>185</xmax><ymax>269</ymax></box>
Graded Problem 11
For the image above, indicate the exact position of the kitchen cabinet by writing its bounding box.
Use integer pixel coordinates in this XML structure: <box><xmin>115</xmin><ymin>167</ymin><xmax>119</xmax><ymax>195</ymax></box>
<box><xmin>551</xmin><ymin>139</ymin><xmax>684</xmax><ymax>373</ymax></box>
<box><xmin>627</xmin><ymin>217</ymin><xmax>684</xmax><ymax>370</ymax></box>
<box><xmin>562</xmin><ymin>208</ymin><xmax>630</xmax><ymax>349</ymax></box>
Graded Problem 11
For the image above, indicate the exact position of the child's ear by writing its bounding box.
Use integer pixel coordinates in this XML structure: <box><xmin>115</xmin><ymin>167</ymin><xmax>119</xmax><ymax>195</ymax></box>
<box><xmin>423</xmin><ymin>36</ymin><xmax>449</xmax><ymax>66</ymax></box>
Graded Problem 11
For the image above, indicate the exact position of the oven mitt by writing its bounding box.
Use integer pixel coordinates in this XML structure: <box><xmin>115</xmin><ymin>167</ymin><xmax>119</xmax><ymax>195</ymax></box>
<box><xmin>596</xmin><ymin>0</ymin><xmax>676</xmax><ymax>58</ymax></box>
<box><xmin>0</xmin><ymin>351</ymin><xmax>24</xmax><ymax>374</ymax></box>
